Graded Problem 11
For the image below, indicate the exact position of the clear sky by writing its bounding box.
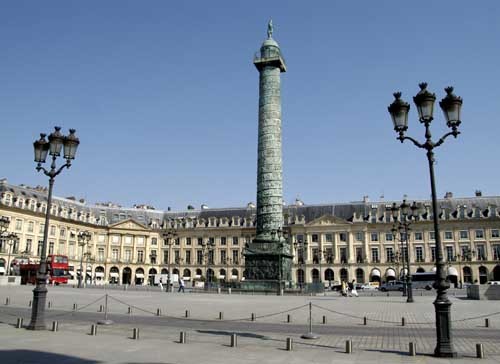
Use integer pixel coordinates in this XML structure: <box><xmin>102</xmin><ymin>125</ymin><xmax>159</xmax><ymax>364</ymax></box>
<box><xmin>1</xmin><ymin>1</ymin><xmax>499</xmax><ymax>211</ymax></box>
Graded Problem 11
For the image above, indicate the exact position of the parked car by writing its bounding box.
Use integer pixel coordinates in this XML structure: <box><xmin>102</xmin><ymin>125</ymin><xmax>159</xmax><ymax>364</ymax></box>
<box><xmin>360</xmin><ymin>283</ymin><xmax>379</xmax><ymax>290</ymax></box>
<box><xmin>379</xmin><ymin>281</ymin><xmax>405</xmax><ymax>292</ymax></box>
<box><xmin>487</xmin><ymin>281</ymin><xmax>500</xmax><ymax>285</ymax></box>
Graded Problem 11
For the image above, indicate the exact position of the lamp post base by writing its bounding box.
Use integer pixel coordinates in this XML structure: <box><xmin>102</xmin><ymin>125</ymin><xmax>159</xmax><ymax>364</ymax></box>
<box><xmin>26</xmin><ymin>284</ymin><xmax>48</xmax><ymax>330</ymax></box>
<box><xmin>433</xmin><ymin>298</ymin><xmax>457</xmax><ymax>358</ymax></box>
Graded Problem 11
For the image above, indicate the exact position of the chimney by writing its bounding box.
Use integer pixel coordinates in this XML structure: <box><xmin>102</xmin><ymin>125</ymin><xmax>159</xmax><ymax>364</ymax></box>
<box><xmin>444</xmin><ymin>192</ymin><xmax>453</xmax><ymax>199</ymax></box>
<box><xmin>363</xmin><ymin>195</ymin><xmax>369</xmax><ymax>203</ymax></box>
<box><xmin>475</xmin><ymin>190</ymin><xmax>482</xmax><ymax>197</ymax></box>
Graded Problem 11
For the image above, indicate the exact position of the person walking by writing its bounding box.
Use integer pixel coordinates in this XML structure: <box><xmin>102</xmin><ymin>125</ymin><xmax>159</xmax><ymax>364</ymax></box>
<box><xmin>350</xmin><ymin>279</ymin><xmax>359</xmax><ymax>297</ymax></box>
<box><xmin>178</xmin><ymin>278</ymin><xmax>185</xmax><ymax>293</ymax></box>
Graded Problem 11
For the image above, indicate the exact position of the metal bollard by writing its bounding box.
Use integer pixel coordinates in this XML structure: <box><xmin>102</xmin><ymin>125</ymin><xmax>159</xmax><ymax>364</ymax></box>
<box><xmin>73</xmin><ymin>303</ymin><xmax>78</xmax><ymax>311</ymax></box>
<box><xmin>363</xmin><ymin>316</ymin><xmax>367</xmax><ymax>325</ymax></box>
<box><xmin>219</xmin><ymin>312</ymin><xmax>223</xmax><ymax>320</ymax></box>
<box><xmin>230</xmin><ymin>333</ymin><xmax>237</xmax><ymax>347</ymax></box>
<box><xmin>48</xmin><ymin>301</ymin><xmax>52</xmax><ymax>309</ymax></box>
<box><xmin>387</xmin><ymin>292</ymin><xmax>389</xmax><ymax>297</ymax></box>
<box><xmin>5</xmin><ymin>297</ymin><xmax>10</xmax><ymax>305</ymax></box>
<box><xmin>420</xmin><ymin>291</ymin><xmax>423</xmax><ymax>296</ymax></box>
<box><xmin>90</xmin><ymin>324</ymin><xmax>97</xmax><ymax>336</ymax></box>
<box><xmin>485</xmin><ymin>318</ymin><xmax>489</xmax><ymax>328</ymax></box>
<box><xmin>156</xmin><ymin>308</ymin><xmax>161</xmax><ymax>316</ymax></box>
<box><xmin>16</xmin><ymin>317</ymin><xmax>23</xmax><ymax>329</ymax></box>
<box><xmin>185</xmin><ymin>310</ymin><xmax>190</xmax><ymax>318</ymax></box>
<box><xmin>52</xmin><ymin>321</ymin><xmax>58</xmax><ymax>332</ymax></box>
<box><xmin>476</xmin><ymin>343</ymin><xmax>484</xmax><ymax>359</ymax></box>
<box><xmin>179</xmin><ymin>331</ymin><xmax>187</xmax><ymax>344</ymax></box>
<box><xmin>287</xmin><ymin>314</ymin><xmax>292</xmax><ymax>323</ymax></box>
<box><xmin>409</xmin><ymin>342</ymin><xmax>416</xmax><ymax>356</ymax></box>
<box><xmin>286</xmin><ymin>337</ymin><xmax>293</xmax><ymax>351</ymax></box>
<box><xmin>322</xmin><ymin>315</ymin><xmax>327</xmax><ymax>325</ymax></box>
<box><xmin>28</xmin><ymin>300</ymin><xmax>32</xmax><ymax>307</ymax></box>
<box><xmin>345</xmin><ymin>340</ymin><xmax>352</xmax><ymax>353</ymax></box>
<box><xmin>217</xmin><ymin>288</ymin><xmax>221</xmax><ymax>294</ymax></box>
<box><xmin>128</xmin><ymin>307</ymin><xmax>132</xmax><ymax>314</ymax></box>
<box><xmin>401</xmin><ymin>317</ymin><xmax>405</xmax><ymax>326</ymax></box>
<box><xmin>132</xmin><ymin>328</ymin><xmax>140</xmax><ymax>340</ymax></box>
<box><xmin>98</xmin><ymin>305</ymin><xmax>103</xmax><ymax>312</ymax></box>
<box><xmin>228</xmin><ymin>288</ymin><xmax>231</xmax><ymax>295</ymax></box>
<box><xmin>251</xmin><ymin>313</ymin><xmax>256</xmax><ymax>321</ymax></box>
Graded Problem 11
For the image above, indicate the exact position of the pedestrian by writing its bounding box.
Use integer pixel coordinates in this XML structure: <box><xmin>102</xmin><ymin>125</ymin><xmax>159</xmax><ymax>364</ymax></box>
<box><xmin>178</xmin><ymin>278</ymin><xmax>185</xmax><ymax>293</ymax></box>
<box><xmin>341</xmin><ymin>281</ymin><xmax>347</xmax><ymax>297</ymax></box>
<box><xmin>159</xmin><ymin>278</ymin><xmax>163</xmax><ymax>292</ymax></box>
<box><xmin>350</xmin><ymin>279</ymin><xmax>358</xmax><ymax>297</ymax></box>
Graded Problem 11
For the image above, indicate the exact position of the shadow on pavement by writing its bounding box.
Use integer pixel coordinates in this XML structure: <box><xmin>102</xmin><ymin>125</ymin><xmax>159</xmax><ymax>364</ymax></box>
<box><xmin>196</xmin><ymin>329</ymin><xmax>270</xmax><ymax>339</ymax></box>
<box><xmin>0</xmin><ymin>350</ymin><xmax>101</xmax><ymax>364</ymax></box>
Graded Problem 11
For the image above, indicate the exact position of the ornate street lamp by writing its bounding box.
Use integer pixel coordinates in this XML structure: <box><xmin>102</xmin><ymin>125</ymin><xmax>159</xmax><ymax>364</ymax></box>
<box><xmin>5</xmin><ymin>232</ymin><xmax>19</xmax><ymax>276</ymax></box>
<box><xmin>162</xmin><ymin>228</ymin><xmax>177</xmax><ymax>292</ymax></box>
<box><xmin>388</xmin><ymin>83</ymin><xmax>462</xmax><ymax>357</ymax></box>
<box><xmin>454</xmin><ymin>248</ymin><xmax>475</xmax><ymax>289</ymax></box>
<box><xmin>77</xmin><ymin>231</ymin><xmax>91</xmax><ymax>288</ymax></box>
<box><xmin>201</xmin><ymin>238</ymin><xmax>215</xmax><ymax>289</ymax></box>
<box><xmin>293</xmin><ymin>237</ymin><xmax>308</xmax><ymax>290</ymax></box>
<box><xmin>28</xmin><ymin>127</ymin><xmax>79</xmax><ymax>330</ymax></box>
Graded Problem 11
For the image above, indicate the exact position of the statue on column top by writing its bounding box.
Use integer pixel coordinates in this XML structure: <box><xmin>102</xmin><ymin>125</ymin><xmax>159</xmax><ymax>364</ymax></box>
<box><xmin>267</xmin><ymin>19</ymin><xmax>273</xmax><ymax>39</ymax></box>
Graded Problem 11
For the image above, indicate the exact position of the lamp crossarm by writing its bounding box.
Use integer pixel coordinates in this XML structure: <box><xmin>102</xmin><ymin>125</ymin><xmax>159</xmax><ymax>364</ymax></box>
<box><xmin>435</xmin><ymin>130</ymin><xmax>460</xmax><ymax>148</ymax></box>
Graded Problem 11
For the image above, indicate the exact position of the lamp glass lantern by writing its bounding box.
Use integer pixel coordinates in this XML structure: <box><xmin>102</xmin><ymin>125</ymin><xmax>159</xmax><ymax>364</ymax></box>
<box><xmin>439</xmin><ymin>87</ymin><xmax>463</xmax><ymax>128</ymax></box>
<box><xmin>33</xmin><ymin>134</ymin><xmax>50</xmax><ymax>163</ymax></box>
<box><xmin>388</xmin><ymin>92</ymin><xmax>410</xmax><ymax>132</ymax></box>
<box><xmin>63</xmin><ymin>129</ymin><xmax>80</xmax><ymax>160</ymax></box>
<box><xmin>413</xmin><ymin>82</ymin><xmax>436</xmax><ymax>122</ymax></box>
<box><xmin>48</xmin><ymin>127</ymin><xmax>65</xmax><ymax>157</ymax></box>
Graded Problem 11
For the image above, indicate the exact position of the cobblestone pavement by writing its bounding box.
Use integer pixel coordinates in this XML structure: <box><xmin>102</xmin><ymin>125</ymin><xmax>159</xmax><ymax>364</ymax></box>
<box><xmin>0</xmin><ymin>285</ymin><xmax>499</xmax><ymax>363</ymax></box>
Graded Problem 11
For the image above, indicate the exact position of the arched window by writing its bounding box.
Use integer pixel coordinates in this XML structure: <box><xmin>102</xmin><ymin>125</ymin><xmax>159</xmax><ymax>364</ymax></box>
<box><xmin>355</xmin><ymin>268</ymin><xmax>365</xmax><ymax>284</ymax></box>
<box><xmin>311</xmin><ymin>268</ymin><xmax>319</xmax><ymax>283</ymax></box>
<box><xmin>324</xmin><ymin>268</ymin><xmax>334</xmax><ymax>284</ymax></box>
<box><xmin>340</xmin><ymin>268</ymin><xmax>348</xmax><ymax>282</ymax></box>
<box><xmin>479</xmin><ymin>266</ymin><xmax>488</xmax><ymax>284</ymax></box>
<box><xmin>297</xmin><ymin>269</ymin><xmax>305</xmax><ymax>287</ymax></box>
<box><xmin>463</xmin><ymin>266</ymin><xmax>473</xmax><ymax>284</ymax></box>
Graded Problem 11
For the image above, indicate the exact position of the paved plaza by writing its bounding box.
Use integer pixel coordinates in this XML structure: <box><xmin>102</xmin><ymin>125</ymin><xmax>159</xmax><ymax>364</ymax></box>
<box><xmin>0</xmin><ymin>286</ymin><xmax>499</xmax><ymax>363</ymax></box>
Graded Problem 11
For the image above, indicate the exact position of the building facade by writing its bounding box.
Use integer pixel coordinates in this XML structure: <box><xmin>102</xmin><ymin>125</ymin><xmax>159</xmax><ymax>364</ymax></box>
<box><xmin>0</xmin><ymin>179</ymin><xmax>499</xmax><ymax>287</ymax></box>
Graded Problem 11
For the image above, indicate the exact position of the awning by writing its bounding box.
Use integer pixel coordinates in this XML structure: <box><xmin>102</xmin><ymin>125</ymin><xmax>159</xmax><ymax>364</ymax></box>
<box><xmin>447</xmin><ymin>267</ymin><xmax>459</xmax><ymax>276</ymax></box>
<box><xmin>386</xmin><ymin>269</ymin><xmax>396</xmax><ymax>278</ymax></box>
<box><xmin>402</xmin><ymin>268</ymin><xmax>408</xmax><ymax>275</ymax></box>
<box><xmin>432</xmin><ymin>267</ymin><xmax>437</xmax><ymax>272</ymax></box>
<box><xmin>95</xmin><ymin>272</ymin><xmax>104</xmax><ymax>277</ymax></box>
<box><xmin>370</xmin><ymin>269</ymin><xmax>381</xmax><ymax>277</ymax></box>
<box><xmin>219</xmin><ymin>275</ymin><xmax>225</xmax><ymax>279</ymax></box>
<box><xmin>69</xmin><ymin>271</ymin><xmax>75</xmax><ymax>277</ymax></box>
<box><xmin>86</xmin><ymin>272</ymin><xmax>91</xmax><ymax>277</ymax></box>
<box><xmin>110</xmin><ymin>272</ymin><xmax>119</xmax><ymax>278</ymax></box>
<box><xmin>195</xmin><ymin>274</ymin><xmax>201</xmax><ymax>279</ymax></box>
<box><xmin>0</xmin><ymin>267</ymin><xmax>5</xmax><ymax>273</ymax></box>
<box><xmin>231</xmin><ymin>275</ymin><xmax>238</xmax><ymax>279</ymax></box>
<box><xmin>135</xmin><ymin>273</ymin><xmax>145</xmax><ymax>278</ymax></box>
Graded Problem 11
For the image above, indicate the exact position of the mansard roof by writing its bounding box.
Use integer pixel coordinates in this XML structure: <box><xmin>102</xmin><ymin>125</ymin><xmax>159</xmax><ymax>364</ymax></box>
<box><xmin>1</xmin><ymin>179</ymin><xmax>500</xmax><ymax>228</ymax></box>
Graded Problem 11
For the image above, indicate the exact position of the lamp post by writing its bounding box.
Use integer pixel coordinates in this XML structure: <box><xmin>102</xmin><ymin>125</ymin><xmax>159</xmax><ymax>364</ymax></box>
<box><xmin>293</xmin><ymin>237</ymin><xmax>308</xmax><ymax>290</ymax></box>
<box><xmin>28</xmin><ymin>127</ymin><xmax>79</xmax><ymax>330</ymax></box>
<box><xmin>0</xmin><ymin>217</ymin><xmax>11</xmax><ymax>273</ymax></box>
<box><xmin>201</xmin><ymin>238</ymin><xmax>215</xmax><ymax>289</ymax></box>
<box><xmin>5</xmin><ymin>233</ymin><xmax>19</xmax><ymax>276</ymax></box>
<box><xmin>388</xmin><ymin>83</ymin><xmax>462</xmax><ymax>357</ymax></box>
<box><xmin>77</xmin><ymin>231</ymin><xmax>91</xmax><ymax>288</ymax></box>
<box><xmin>162</xmin><ymin>229</ymin><xmax>177</xmax><ymax>293</ymax></box>
<box><xmin>391</xmin><ymin>200</ymin><xmax>419</xmax><ymax>303</ymax></box>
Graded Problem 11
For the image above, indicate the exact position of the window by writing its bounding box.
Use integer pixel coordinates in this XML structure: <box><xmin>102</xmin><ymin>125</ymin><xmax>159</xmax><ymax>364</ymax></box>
<box><xmin>385</xmin><ymin>233</ymin><xmax>393</xmax><ymax>241</ymax></box>
<box><xmin>232</xmin><ymin>250</ymin><xmax>239</xmax><ymax>264</ymax></box>
<box><xmin>185</xmin><ymin>237</ymin><xmax>191</xmax><ymax>246</ymax></box>
<box><xmin>98</xmin><ymin>247</ymin><xmax>105</xmax><ymax>261</ymax></box>
<box><xmin>312</xmin><ymin>248</ymin><xmax>319</xmax><ymax>264</ymax></box>
<box><xmin>15</xmin><ymin>219</ymin><xmax>22</xmax><ymax>231</ymax></box>
<box><xmin>197</xmin><ymin>250</ymin><xmax>203</xmax><ymax>264</ymax></box>
<box><xmin>476</xmin><ymin>245</ymin><xmax>486</xmax><ymax>261</ymax></box>
<box><xmin>311</xmin><ymin>234</ymin><xmax>319</xmax><ymax>243</ymax></box>
<box><xmin>386</xmin><ymin>247</ymin><xmax>394</xmax><ymax>262</ymax></box>
<box><xmin>493</xmin><ymin>245</ymin><xmax>500</xmax><ymax>260</ymax></box>
<box><xmin>175</xmin><ymin>237</ymin><xmax>180</xmax><ymax>246</ymax></box>
<box><xmin>60</xmin><ymin>228</ymin><xmax>66</xmax><ymax>238</ymax></box>
<box><xmin>50</xmin><ymin>225</ymin><xmax>56</xmax><ymax>236</ymax></box>
<box><xmin>415</xmin><ymin>246</ymin><xmax>424</xmax><ymax>262</ymax></box>
<box><xmin>446</xmin><ymin>246</ymin><xmax>454</xmax><ymax>261</ymax></box>
<box><xmin>25</xmin><ymin>239</ymin><xmax>32</xmax><ymax>254</ymax></box>
<box><xmin>39</xmin><ymin>224</ymin><xmax>44</xmax><ymax>234</ymax></box>
<box><xmin>137</xmin><ymin>237</ymin><xmax>144</xmax><ymax>245</ymax></box>
<box><xmin>232</xmin><ymin>237</ymin><xmax>238</xmax><ymax>246</ymax></box>
<box><xmin>325</xmin><ymin>247</ymin><xmax>334</xmax><ymax>263</ymax></box>
<box><xmin>355</xmin><ymin>232</ymin><xmax>364</xmax><ymax>242</ymax></box>
<box><xmin>174</xmin><ymin>250</ymin><xmax>180</xmax><ymax>263</ymax></box>
<box><xmin>402</xmin><ymin>246</ymin><xmax>408</xmax><ymax>262</ymax></box>
<box><xmin>163</xmin><ymin>250</ymin><xmax>169</xmax><ymax>264</ymax></box>
<box><xmin>112</xmin><ymin>248</ymin><xmax>119</xmax><ymax>261</ymax></box>
<box><xmin>48</xmin><ymin>242</ymin><xmax>54</xmax><ymax>255</ymax></box>
<box><xmin>475</xmin><ymin>229</ymin><xmax>484</xmax><ymax>239</ymax></box>
<box><xmin>339</xmin><ymin>247</ymin><xmax>347</xmax><ymax>263</ymax></box>
<box><xmin>124</xmin><ymin>250</ymin><xmax>131</xmax><ymax>262</ymax></box>
<box><xmin>431</xmin><ymin>247</ymin><xmax>436</xmax><ymax>262</ymax></box>
<box><xmin>152</xmin><ymin>237</ymin><xmax>158</xmax><ymax>246</ymax></box>
<box><xmin>185</xmin><ymin>250</ymin><xmax>191</xmax><ymax>264</ymax></box>
<box><xmin>27</xmin><ymin>221</ymin><xmax>34</xmax><ymax>233</ymax></box>
<box><xmin>111</xmin><ymin>235</ymin><xmax>120</xmax><ymax>244</ymax></box>
<box><xmin>370</xmin><ymin>232</ymin><xmax>378</xmax><ymax>242</ymax></box>
<box><xmin>57</xmin><ymin>242</ymin><xmax>65</xmax><ymax>255</ymax></box>
<box><xmin>491</xmin><ymin>229</ymin><xmax>500</xmax><ymax>239</ymax></box>
<box><xmin>137</xmin><ymin>250</ymin><xmax>144</xmax><ymax>263</ymax></box>
<box><xmin>444</xmin><ymin>231</ymin><xmax>453</xmax><ymax>240</ymax></box>
<box><xmin>197</xmin><ymin>238</ymin><xmax>203</xmax><ymax>246</ymax></box>
<box><xmin>325</xmin><ymin>233</ymin><xmax>333</xmax><ymax>243</ymax></box>
<box><xmin>150</xmin><ymin>250</ymin><xmax>157</xmax><ymax>264</ymax></box>
<box><xmin>459</xmin><ymin>230</ymin><xmax>469</xmax><ymax>240</ymax></box>
<box><xmin>371</xmin><ymin>248</ymin><xmax>379</xmax><ymax>263</ymax></box>
<box><xmin>220</xmin><ymin>250</ymin><xmax>227</xmax><ymax>264</ymax></box>
<box><xmin>339</xmin><ymin>232</ymin><xmax>347</xmax><ymax>242</ymax></box>
<box><xmin>37</xmin><ymin>241</ymin><xmax>43</xmax><ymax>256</ymax></box>
<box><xmin>69</xmin><ymin>243</ymin><xmax>75</xmax><ymax>258</ymax></box>
<box><xmin>429</xmin><ymin>231</ymin><xmax>435</xmax><ymax>241</ymax></box>
<box><xmin>356</xmin><ymin>247</ymin><xmax>364</xmax><ymax>263</ymax></box>
<box><xmin>124</xmin><ymin>236</ymin><xmax>132</xmax><ymax>245</ymax></box>
<box><xmin>414</xmin><ymin>232</ymin><xmax>423</xmax><ymax>241</ymax></box>
<box><xmin>221</xmin><ymin>237</ymin><xmax>226</xmax><ymax>246</ymax></box>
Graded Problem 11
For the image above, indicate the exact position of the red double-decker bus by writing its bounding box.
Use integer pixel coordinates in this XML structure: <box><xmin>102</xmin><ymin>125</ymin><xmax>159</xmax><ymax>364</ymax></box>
<box><xmin>20</xmin><ymin>255</ymin><xmax>69</xmax><ymax>285</ymax></box>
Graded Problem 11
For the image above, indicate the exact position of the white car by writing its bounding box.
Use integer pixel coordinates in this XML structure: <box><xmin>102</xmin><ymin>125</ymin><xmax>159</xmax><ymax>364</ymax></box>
<box><xmin>361</xmin><ymin>283</ymin><xmax>379</xmax><ymax>290</ymax></box>
<box><xmin>487</xmin><ymin>281</ymin><xmax>500</xmax><ymax>285</ymax></box>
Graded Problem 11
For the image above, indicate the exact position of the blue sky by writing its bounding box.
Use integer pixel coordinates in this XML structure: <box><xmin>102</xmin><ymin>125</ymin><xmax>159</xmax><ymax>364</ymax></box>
<box><xmin>1</xmin><ymin>1</ymin><xmax>499</xmax><ymax>210</ymax></box>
